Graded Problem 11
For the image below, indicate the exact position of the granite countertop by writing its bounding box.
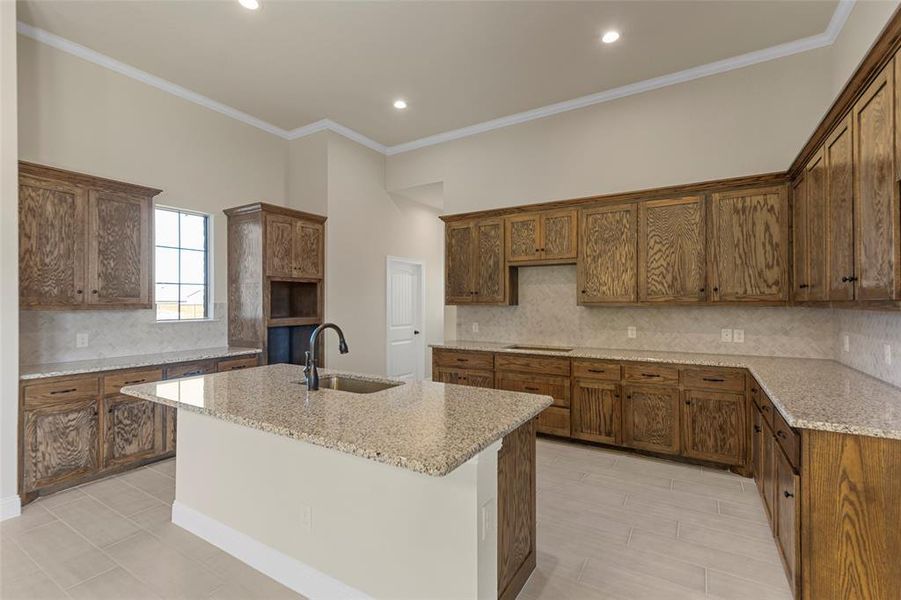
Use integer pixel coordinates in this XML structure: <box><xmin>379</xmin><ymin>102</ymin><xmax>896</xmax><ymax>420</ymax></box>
<box><xmin>121</xmin><ymin>363</ymin><xmax>552</xmax><ymax>476</ymax></box>
<box><xmin>432</xmin><ymin>340</ymin><xmax>901</xmax><ymax>440</ymax></box>
<box><xmin>20</xmin><ymin>346</ymin><xmax>262</xmax><ymax>380</ymax></box>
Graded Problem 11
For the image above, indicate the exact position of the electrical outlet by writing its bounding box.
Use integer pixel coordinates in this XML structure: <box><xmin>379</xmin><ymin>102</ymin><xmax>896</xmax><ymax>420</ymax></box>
<box><xmin>471</xmin><ymin>322</ymin><xmax>479</xmax><ymax>333</ymax></box>
<box><xmin>885</xmin><ymin>344</ymin><xmax>892</xmax><ymax>365</ymax></box>
<box><xmin>627</xmin><ymin>326</ymin><xmax>637</xmax><ymax>339</ymax></box>
<box><xmin>733</xmin><ymin>329</ymin><xmax>744</xmax><ymax>343</ymax></box>
<box><xmin>720</xmin><ymin>328</ymin><xmax>733</xmax><ymax>343</ymax></box>
<box><xmin>299</xmin><ymin>505</ymin><xmax>312</xmax><ymax>532</ymax></box>
<box><xmin>76</xmin><ymin>333</ymin><xmax>89</xmax><ymax>348</ymax></box>
<box><xmin>843</xmin><ymin>334</ymin><xmax>850</xmax><ymax>353</ymax></box>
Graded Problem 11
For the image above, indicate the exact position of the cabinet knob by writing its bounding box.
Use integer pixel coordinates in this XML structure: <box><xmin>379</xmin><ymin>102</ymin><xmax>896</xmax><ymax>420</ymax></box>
<box><xmin>712</xmin><ymin>287</ymin><xmax>719</xmax><ymax>292</ymax></box>
<box><xmin>699</xmin><ymin>288</ymin><xmax>705</xmax><ymax>293</ymax></box>
<box><xmin>684</xmin><ymin>400</ymin><xmax>691</xmax><ymax>405</ymax></box>
<box><xmin>535</xmin><ymin>248</ymin><xmax>540</xmax><ymax>253</ymax></box>
<box><xmin>798</xmin><ymin>284</ymin><xmax>808</xmax><ymax>289</ymax></box>
<box><xmin>92</xmin><ymin>289</ymin><xmax>98</xmax><ymax>294</ymax></box>
<box><xmin>753</xmin><ymin>425</ymin><xmax>761</xmax><ymax>432</ymax></box>
<box><xmin>76</xmin><ymin>289</ymin><xmax>83</xmax><ymax>294</ymax></box>
<box><xmin>581</xmin><ymin>289</ymin><xmax>587</xmax><ymax>294</ymax></box>
<box><xmin>842</xmin><ymin>276</ymin><xmax>858</xmax><ymax>283</ymax></box>
<box><xmin>784</xmin><ymin>490</ymin><xmax>794</xmax><ymax>498</ymax></box>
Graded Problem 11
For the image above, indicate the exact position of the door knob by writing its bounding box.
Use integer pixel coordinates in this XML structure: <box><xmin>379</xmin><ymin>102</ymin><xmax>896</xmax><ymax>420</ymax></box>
<box><xmin>413</xmin><ymin>330</ymin><xmax>420</xmax><ymax>335</ymax></box>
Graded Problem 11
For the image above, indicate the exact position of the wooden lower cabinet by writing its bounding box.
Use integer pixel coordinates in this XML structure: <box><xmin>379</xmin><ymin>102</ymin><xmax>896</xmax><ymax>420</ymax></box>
<box><xmin>681</xmin><ymin>389</ymin><xmax>745</xmax><ymax>465</ymax></box>
<box><xmin>622</xmin><ymin>384</ymin><xmax>680</xmax><ymax>455</ymax></box>
<box><xmin>497</xmin><ymin>419</ymin><xmax>537</xmax><ymax>600</ymax></box>
<box><xmin>433</xmin><ymin>367</ymin><xmax>495</xmax><ymax>388</ymax></box>
<box><xmin>103</xmin><ymin>395</ymin><xmax>162</xmax><ymax>468</ymax></box>
<box><xmin>571</xmin><ymin>379</ymin><xmax>621</xmax><ymax>444</ymax></box>
<box><xmin>22</xmin><ymin>397</ymin><xmax>99</xmax><ymax>494</ymax></box>
<box><xmin>775</xmin><ymin>447</ymin><xmax>800</xmax><ymax>597</ymax></box>
<box><xmin>495</xmin><ymin>367</ymin><xmax>571</xmax><ymax>437</ymax></box>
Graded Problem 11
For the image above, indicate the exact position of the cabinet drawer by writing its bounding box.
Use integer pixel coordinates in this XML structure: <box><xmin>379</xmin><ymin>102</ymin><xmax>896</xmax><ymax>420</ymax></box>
<box><xmin>623</xmin><ymin>363</ymin><xmax>679</xmax><ymax>385</ymax></box>
<box><xmin>165</xmin><ymin>360</ymin><xmax>215</xmax><ymax>379</ymax></box>
<box><xmin>495</xmin><ymin>372</ymin><xmax>570</xmax><ymax>408</ymax></box>
<box><xmin>434</xmin><ymin>349</ymin><xmax>495</xmax><ymax>371</ymax></box>
<box><xmin>681</xmin><ymin>367</ymin><xmax>745</xmax><ymax>392</ymax></box>
<box><xmin>773</xmin><ymin>409</ymin><xmax>800</xmax><ymax>471</ymax></box>
<box><xmin>103</xmin><ymin>368</ymin><xmax>163</xmax><ymax>396</ymax></box>
<box><xmin>572</xmin><ymin>360</ymin><xmax>621</xmax><ymax>381</ymax></box>
<box><xmin>217</xmin><ymin>356</ymin><xmax>259</xmax><ymax>372</ymax></box>
<box><xmin>536</xmin><ymin>407</ymin><xmax>570</xmax><ymax>437</ymax></box>
<box><xmin>23</xmin><ymin>377</ymin><xmax>99</xmax><ymax>407</ymax></box>
<box><xmin>496</xmin><ymin>353</ymin><xmax>571</xmax><ymax>376</ymax></box>
<box><xmin>758</xmin><ymin>391</ymin><xmax>777</xmax><ymax>429</ymax></box>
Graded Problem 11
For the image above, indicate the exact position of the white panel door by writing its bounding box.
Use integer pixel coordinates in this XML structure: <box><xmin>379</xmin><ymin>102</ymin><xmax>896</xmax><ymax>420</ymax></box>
<box><xmin>387</xmin><ymin>258</ymin><xmax>424</xmax><ymax>380</ymax></box>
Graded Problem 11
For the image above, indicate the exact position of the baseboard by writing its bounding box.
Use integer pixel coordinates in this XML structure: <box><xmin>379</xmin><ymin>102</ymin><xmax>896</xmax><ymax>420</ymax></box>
<box><xmin>0</xmin><ymin>495</ymin><xmax>22</xmax><ymax>521</ymax></box>
<box><xmin>171</xmin><ymin>501</ymin><xmax>369</xmax><ymax>600</ymax></box>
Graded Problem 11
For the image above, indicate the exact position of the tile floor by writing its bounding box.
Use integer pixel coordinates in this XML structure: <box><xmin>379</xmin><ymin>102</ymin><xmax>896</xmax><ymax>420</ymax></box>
<box><xmin>1</xmin><ymin>440</ymin><xmax>791</xmax><ymax>599</ymax></box>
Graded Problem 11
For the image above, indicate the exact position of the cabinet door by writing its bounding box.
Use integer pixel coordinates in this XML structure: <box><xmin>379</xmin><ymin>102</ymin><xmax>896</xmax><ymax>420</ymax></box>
<box><xmin>506</xmin><ymin>214</ymin><xmax>541</xmax><ymax>262</ymax></box>
<box><xmin>853</xmin><ymin>60</ymin><xmax>898</xmax><ymax>300</ymax></box>
<box><xmin>497</xmin><ymin>419</ymin><xmax>536</xmax><ymax>599</ymax></box>
<box><xmin>709</xmin><ymin>186</ymin><xmax>788</xmax><ymax>302</ymax></box>
<box><xmin>293</xmin><ymin>220</ymin><xmax>323</xmax><ymax>279</ymax></box>
<box><xmin>681</xmin><ymin>389</ymin><xmax>746</xmax><ymax>466</ymax></box>
<box><xmin>638</xmin><ymin>196</ymin><xmax>705</xmax><ymax>302</ymax></box>
<box><xmin>23</xmin><ymin>398</ymin><xmax>99</xmax><ymax>493</ymax></box>
<box><xmin>19</xmin><ymin>176</ymin><xmax>87</xmax><ymax>307</ymax></box>
<box><xmin>806</xmin><ymin>148</ymin><xmax>828</xmax><ymax>301</ymax></box>
<box><xmin>622</xmin><ymin>385</ymin><xmax>680</xmax><ymax>455</ymax></box>
<box><xmin>495</xmin><ymin>371</ymin><xmax>570</xmax><ymax>408</ymax></box>
<box><xmin>541</xmin><ymin>209</ymin><xmax>578</xmax><ymax>260</ymax></box>
<box><xmin>163</xmin><ymin>406</ymin><xmax>177</xmax><ymax>453</ymax></box>
<box><xmin>103</xmin><ymin>395</ymin><xmax>162</xmax><ymax>468</ymax></box>
<box><xmin>474</xmin><ymin>218</ymin><xmax>506</xmax><ymax>303</ymax></box>
<box><xmin>761</xmin><ymin>425</ymin><xmax>776</xmax><ymax>525</ymax></box>
<box><xmin>752</xmin><ymin>406</ymin><xmax>763</xmax><ymax>488</ymax></box>
<box><xmin>265</xmin><ymin>213</ymin><xmax>296</xmax><ymax>278</ymax></box>
<box><xmin>571</xmin><ymin>379</ymin><xmax>621</xmax><ymax>445</ymax></box>
<box><xmin>87</xmin><ymin>190</ymin><xmax>152</xmax><ymax>306</ymax></box>
<box><xmin>791</xmin><ymin>175</ymin><xmax>809</xmax><ymax>301</ymax></box>
<box><xmin>826</xmin><ymin>115</ymin><xmax>856</xmax><ymax>301</ymax></box>
<box><xmin>579</xmin><ymin>204</ymin><xmax>637</xmax><ymax>303</ymax></box>
<box><xmin>775</xmin><ymin>448</ymin><xmax>800</xmax><ymax>597</ymax></box>
<box><xmin>445</xmin><ymin>222</ymin><xmax>475</xmax><ymax>304</ymax></box>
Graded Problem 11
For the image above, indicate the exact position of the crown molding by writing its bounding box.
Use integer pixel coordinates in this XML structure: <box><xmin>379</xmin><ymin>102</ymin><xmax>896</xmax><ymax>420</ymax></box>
<box><xmin>18</xmin><ymin>0</ymin><xmax>855</xmax><ymax>156</ymax></box>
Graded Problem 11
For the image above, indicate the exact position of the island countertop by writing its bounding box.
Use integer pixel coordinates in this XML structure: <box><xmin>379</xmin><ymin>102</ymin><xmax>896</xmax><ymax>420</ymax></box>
<box><xmin>121</xmin><ymin>363</ymin><xmax>552</xmax><ymax>476</ymax></box>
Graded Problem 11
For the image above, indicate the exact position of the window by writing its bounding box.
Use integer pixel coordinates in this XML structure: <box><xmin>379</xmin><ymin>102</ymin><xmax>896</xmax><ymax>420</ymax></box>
<box><xmin>155</xmin><ymin>207</ymin><xmax>210</xmax><ymax>320</ymax></box>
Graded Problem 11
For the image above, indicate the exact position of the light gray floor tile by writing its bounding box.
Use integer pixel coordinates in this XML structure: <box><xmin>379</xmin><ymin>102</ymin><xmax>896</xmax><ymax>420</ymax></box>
<box><xmin>0</xmin><ymin>503</ymin><xmax>57</xmax><ymax>539</ymax></box>
<box><xmin>14</xmin><ymin>521</ymin><xmax>115</xmax><ymax>589</ymax></box>
<box><xmin>203</xmin><ymin>549</ymin><xmax>305</xmax><ymax>599</ymax></box>
<box><xmin>47</xmin><ymin>497</ymin><xmax>140</xmax><ymax>549</ymax></box>
<box><xmin>34</xmin><ymin>488</ymin><xmax>87</xmax><ymax>510</ymax></box>
<box><xmin>118</xmin><ymin>468</ymin><xmax>176</xmax><ymax>505</ymax></box>
<box><xmin>707</xmin><ymin>568</ymin><xmax>794</xmax><ymax>599</ymax></box>
<box><xmin>80</xmin><ymin>476</ymin><xmax>165</xmax><ymax>517</ymax></box>
<box><xmin>66</xmin><ymin>566</ymin><xmax>162</xmax><ymax>600</ymax></box>
<box><xmin>145</xmin><ymin>459</ymin><xmax>176</xmax><ymax>479</ymax></box>
<box><xmin>677</xmin><ymin>521</ymin><xmax>783</xmax><ymax>565</ymax></box>
<box><xmin>128</xmin><ymin>503</ymin><xmax>173</xmax><ymax>530</ymax></box>
<box><xmin>0</xmin><ymin>567</ymin><xmax>71</xmax><ymax>600</ymax></box>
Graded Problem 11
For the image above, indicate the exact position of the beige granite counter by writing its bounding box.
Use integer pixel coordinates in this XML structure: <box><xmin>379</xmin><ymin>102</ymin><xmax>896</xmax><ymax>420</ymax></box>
<box><xmin>20</xmin><ymin>346</ymin><xmax>261</xmax><ymax>380</ymax></box>
<box><xmin>121</xmin><ymin>363</ymin><xmax>552</xmax><ymax>476</ymax></box>
<box><xmin>432</xmin><ymin>341</ymin><xmax>901</xmax><ymax>440</ymax></box>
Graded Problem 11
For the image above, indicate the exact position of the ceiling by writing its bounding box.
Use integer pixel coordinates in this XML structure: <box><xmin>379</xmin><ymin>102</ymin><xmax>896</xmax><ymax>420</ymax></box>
<box><xmin>18</xmin><ymin>1</ymin><xmax>840</xmax><ymax>148</ymax></box>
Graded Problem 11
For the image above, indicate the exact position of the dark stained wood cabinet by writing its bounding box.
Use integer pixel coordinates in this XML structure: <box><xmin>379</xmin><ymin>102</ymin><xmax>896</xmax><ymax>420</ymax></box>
<box><xmin>505</xmin><ymin>214</ymin><xmax>541</xmax><ymax>263</ymax></box>
<box><xmin>791</xmin><ymin>174</ymin><xmax>809</xmax><ymax>301</ymax></box>
<box><xmin>709</xmin><ymin>185</ymin><xmax>789</xmax><ymax>303</ymax></box>
<box><xmin>265</xmin><ymin>213</ymin><xmax>296</xmax><ymax>278</ymax></box>
<box><xmin>506</xmin><ymin>209</ymin><xmax>578</xmax><ymax>263</ymax></box>
<box><xmin>445</xmin><ymin>221</ymin><xmax>476</xmax><ymax>303</ymax></box>
<box><xmin>571</xmin><ymin>379</ymin><xmax>620</xmax><ymax>444</ymax></box>
<box><xmin>445</xmin><ymin>218</ymin><xmax>510</xmax><ymax>305</ymax></box>
<box><xmin>497</xmin><ymin>419</ymin><xmax>537</xmax><ymax>600</ymax></box>
<box><xmin>102</xmin><ymin>395</ymin><xmax>162</xmax><ymax>468</ymax></box>
<box><xmin>825</xmin><ymin>115</ymin><xmax>856</xmax><ymax>301</ymax></box>
<box><xmin>541</xmin><ymin>209</ymin><xmax>579</xmax><ymax>260</ymax></box>
<box><xmin>853</xmin><ymin>59</ymin><xmax>899</xmax><ymax>301</ymax></box>
<box><xmin>18</xmin><ymin>163</ymin><xmax>160</xmax><ymax>310</ymax></box>
<box><xmin>433</xmin><ymin>367</ymin><xmax>495</xmax><ymax>388</ymax></box>
<box><xmin>579</xmin><ymin>203</ymin><xmax>637</xmax><ymax>303</ymax></box>
<box><xmin>804</xmin><ymin>150</ymin><xmax>828</xmax><ymax>302</ymax></box>
<box><xmin>681</xmin><ymin>389</ymin><xmax>745</xmax><ymax>466</ymax></box>
<box><xmin>494</xmin><ymin>354</ymin><xmax>571</xmax><ymax>437</ymax></box>
<box><xmin>22</xmin><ymin>397</ymin><xmax>99</xmax><ymax>494</ymax></box>
<box><xmin>775</xmin><ymin>446</ymin><xmax>800</xmax><ymax>597</ymax></box>
<box><xmin>621</xmin><ymin>384</ymin><xmax>680</xmax><ymax>455</ymax></box>
<box><xmin>265</xmin><ymin>212</ymin><xmax>324</xmax><ymax>280</ymax></box>
<box><xmin>638</xmin><ymin>196</ymin><xmax>706</xmax><ymax>302</ymax></box>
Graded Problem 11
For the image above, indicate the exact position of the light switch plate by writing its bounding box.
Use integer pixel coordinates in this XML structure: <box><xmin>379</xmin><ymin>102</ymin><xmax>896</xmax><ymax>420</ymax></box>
<box><xmin>720</xmin><ymin>329</ymin><xmax>733</xmax><ymax>343</ymax></box>
<box><xmin>76</xmin><ymin>333</ymin><xmax>89</xmax><ymax>348</ymax></box>
<box><xmin>627</xmin><ymin>326</ymin><xmax>637</xmax><ymax>339</ymax></box>
<box><xmin>733</xmin><ymin>329</ymin><xmax>744</xmax><ymax>343</ymax></box>
<box><xmin>885</xmin><ymin>344</ymin><xmax>892</xmax><ymax>365</ymax></box>
<box><xmin>471</xmin><ymin>322</ymin><xmax>479</xmax><ymax>333</ymax></box>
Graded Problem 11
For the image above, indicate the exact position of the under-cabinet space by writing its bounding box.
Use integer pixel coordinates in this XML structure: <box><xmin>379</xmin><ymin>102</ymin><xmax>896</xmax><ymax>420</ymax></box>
<box><xmin>269</xmin><ymin>280</ymin><xmax>322</xmax><ymax>323</ymax></box>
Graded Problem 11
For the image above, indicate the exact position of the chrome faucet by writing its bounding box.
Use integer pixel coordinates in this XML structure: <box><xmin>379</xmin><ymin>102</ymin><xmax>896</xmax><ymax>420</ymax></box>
<box><xmin>304</xmin><ymin>323</ymin><xmax>349</xmax><ymax>390</ymax></box>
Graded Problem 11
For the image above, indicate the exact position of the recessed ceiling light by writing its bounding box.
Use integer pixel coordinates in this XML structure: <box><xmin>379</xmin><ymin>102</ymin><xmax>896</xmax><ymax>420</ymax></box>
<box><xmin>393</xmin><ymin>99</ymin><xmax>408</xmax><ymax>110</ymax></box>
<box><xmin>239</xmin><ymin>0</ymin><xmax>259</xmax><ymax>10</ymax></box>
<box><xmin>601</xmin><ymin>30</ymin><xmax>620</xmax><ymax>44</ymax></box>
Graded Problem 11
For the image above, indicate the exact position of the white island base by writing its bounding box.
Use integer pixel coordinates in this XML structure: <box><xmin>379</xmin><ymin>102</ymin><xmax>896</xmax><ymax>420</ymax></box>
<box><xmin>171</xmin><ymin>410</ymin><xmax>504</xmax><ymax>599</ymax></box>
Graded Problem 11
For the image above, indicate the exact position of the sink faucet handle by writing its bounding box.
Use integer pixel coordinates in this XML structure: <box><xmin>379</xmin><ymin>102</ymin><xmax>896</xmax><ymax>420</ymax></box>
<box><xmin>303</xmin><ymin>351</ymin><xmax>312</xmax><ymax>375</ymax></box>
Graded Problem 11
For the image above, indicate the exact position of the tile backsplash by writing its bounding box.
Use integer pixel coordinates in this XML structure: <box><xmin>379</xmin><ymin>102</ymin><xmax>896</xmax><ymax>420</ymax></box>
<box><xmin>834</xmin><ymin>309</ymin><xmax>901</xmax><ymax>388</ymax></box>
<box><xmin>19</xmin><ymin>302</ymin><xmax>228</xmax><ymax>365</ymax></box>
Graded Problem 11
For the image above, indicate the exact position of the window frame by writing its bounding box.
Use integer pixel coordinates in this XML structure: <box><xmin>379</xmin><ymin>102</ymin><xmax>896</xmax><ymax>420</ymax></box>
<box><xmin>153</xmin><ymin>205</ymin><xmax>213</xmax><ymax>322</ymax></box>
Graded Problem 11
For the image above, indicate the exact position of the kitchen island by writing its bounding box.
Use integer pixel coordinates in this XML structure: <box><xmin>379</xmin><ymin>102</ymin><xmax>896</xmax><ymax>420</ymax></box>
<box><xmin>122</xmin><ymin>363</ymin><xmax>551</xmax><ymax>600</ymax></box>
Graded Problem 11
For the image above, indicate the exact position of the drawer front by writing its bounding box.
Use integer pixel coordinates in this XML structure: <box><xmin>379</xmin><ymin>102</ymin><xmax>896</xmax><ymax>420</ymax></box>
<box><xmin>434</xmin><ymin>349</ymin><xmax>495</xmax><ymax>371</ymax></box>
<box><xmin>773</xmin><ymin>408</ymin><xmax>800</xmax><ymax>471</ymax></box>
<box><xmin>681</xmin><ymin>367</ymin><xmax>746</xmax><ymax>392</ymax></box>
<box><xmin>103</xmin><ymin>368</ymin><xmax>163</xmax><ymax>396</ymax></box>
<box><xmin>536</xmin><ymin>407</ymin><xmax>571</xmax><ymax>437</ymax></box>
<box><xmin>23</xmin><ymin>377</ymin><xmax>100</xmax><ymax>407</ymax></box>
<box><xmin>495</xmin><ymin>353</ymin><xmax>571</xmax><ymax>376</ymax></box>
<box><xmin>622</xmin><ymin>363</ymin><xmax>679</xmax><ymax>385</ymax></box>
<box><xmin>217</xmin><ymin>356</ymin><xmax>259</xmax><ymax>372</ymax></box>
<box><xmin>165</xmin><ymin>360</ymin><xmax>215</xmax><ymax>379</ymax></box>
<box><xmin>572</xmin><ymin>360</ymin><xmax>621</xmax><ymax>381</ymax></box>
<box><xmin>495</xmin><ymin>372</ymin><xmax>570</xmax><ymax>408</ymax></box>
<box><xmin>758</xmin><ymin>392</ymin><xmax>777</xmax><ymax>429</ymax></box>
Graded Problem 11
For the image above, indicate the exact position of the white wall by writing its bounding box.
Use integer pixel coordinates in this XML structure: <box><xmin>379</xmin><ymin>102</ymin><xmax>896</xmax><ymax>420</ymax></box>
<box><xmin>1</xmin><ymin>1</ymin><xmax>21</xmax><ymax>518</ymax></box>
<box><xmin>829</xmin><ymin>0</ymin><xmax>900</xmax><ymax>98</ymax></box>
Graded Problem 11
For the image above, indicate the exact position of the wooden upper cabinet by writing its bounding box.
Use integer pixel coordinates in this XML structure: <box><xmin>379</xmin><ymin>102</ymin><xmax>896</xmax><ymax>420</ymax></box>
<box><xmin>791</xmin><ymin>175</ymin><xmax>809</xmax><ymax>302</ymax></box>
<box><xmin>825</xmin><ymin>114</ymin><xmax>856</xmax><ymax>301</ymax></box>
<box><xmin>579</xmin><ymin>204</ymin><xmax>637</xmax><ymax>303</ymax></box>
<box><xmin>293</xmin><ymin>220</ymin><xmax>324</xmax><ymax>279</ymax></box>
<box><xmin>805</xmin><ymin>149</ymin><xmax>828</xmax><ymax>302</ymax></box>
<box><xmin>19</xmin><ymin>175</ymin><xmax>87</xmax><ymax>307</ymax></box>
<box><xmin>709</xmin><ymin>186</ymin><xmax>788</xmax><ymax>302</ymax></box>
<box><xmin>265</xmin><ymin>213</ymin><xmax>324</xmax><ymax>280</ymax></box>
<box><xmin>506</xmin><ymin>209</ymin><xmax>577</xmax><ymax>263</ymax></box>
<box><xmin>681</xmin><ymin>389</ymin><xmax>745</xmax><ymax>466</ymax></box>
<box><xmin>474</xmin><ymin>218</ymin><xmax>507</xmax><ymax>303</ymax></box>
<box><xmin>638</xmin><ymin>196</ymin><xmax>705</xmax><ymax>302</ymax></box>
<box><xmin>854</xmin><ymin>59</ymin><xmax>899</xmax><ymax>300</ymax></box>
<box><xmin>18</xmin><ymin>163</ymin><xmax>160</xmax><ymax>310</ymax></box>
<box><xmin>445</xmin><ymin>221</ymin><xmax>475</xmax><ymax>303</ymax></box>
<box><xmin>87</xmin><ymin>190</ymin><xmax>152</xmax><ymax>306</ymax></box>
<box><xmin>265</xmin><ymin>213</ymin><xmax>296</xmax><ymax>278</ymax></box>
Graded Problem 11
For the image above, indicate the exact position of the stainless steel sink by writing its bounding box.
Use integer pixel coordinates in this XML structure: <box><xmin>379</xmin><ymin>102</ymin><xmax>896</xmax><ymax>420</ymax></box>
<box><xmin>505</xmin><ymin>344</ymin><xmax>573</xmax><ymax>353</ymax></box>
<box><xmin>316</xmin><ymin>375</ymin><xmax>402</xmax><ymax>394</ymax></box>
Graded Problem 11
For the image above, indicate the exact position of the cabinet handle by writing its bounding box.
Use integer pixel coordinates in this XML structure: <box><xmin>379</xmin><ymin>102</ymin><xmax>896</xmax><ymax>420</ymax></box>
<box><xmin>754</xmin><ymin>425</ymin><xmax>761</xmax><ymax>433</ymax></box>
<box><xmin>684</xmin><ymin>400</ymin><xmax>691</xmax><ymax>405</ymax></box>
<box><xmin>456</xmin><ymin>358</ymin><xmax>469</xmax><ymax>362</ymax></box>
<box><xmin>640</xmin><ymin>373</ymin><xmax>659</xmax><ymax>378</ymax></box>
<box><xmin>751</xmin><ymin>387</ymin><xmax>759</xmax><ymax>393</ymax></box>
<box><xmin>124</xmin><ymin>379</ymin><xmax>146</xmax><ymax>385</ymax></box>
<box><xmin>784</xmin><ymin>490</ymin><xmax>794</xmax><ymax>498</ymax></box>
<box><xmin>587</xmin><ymin>369</ymin><xmax>605</xmax><ymax>373</ymax></box>
<box><xmin>231</xmin><ymin>365</ymin><xmax>247</xmax><ymax>370</ymax></box>
<box><xmin>776</xmin><ymin>429</ymin><xmax>787</xmax><ymax>439</ymax></box>
<box><xmin>798</xmin><ymin>284</ymin><xmax>808</xmax><ymax>289</ymax></box>
<box><xmin>524</xmin><ymin>386</ymin><xmax>540</xmax><ymax>392</ymax></box>
<box><xmin>49</xmin><ymin>388</ymin><xmax>77</xmax><ymax>395</ymax></box>
<box><xmin>702</xmin><ymin>377</ymin><xmax>725</xmax><ymax>382</ymax></box>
